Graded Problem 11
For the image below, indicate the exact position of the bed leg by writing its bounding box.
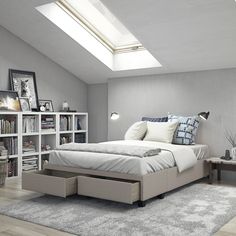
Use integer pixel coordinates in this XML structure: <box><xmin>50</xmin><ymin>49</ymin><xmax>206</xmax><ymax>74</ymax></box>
<box><xmin>137</xmin><ymin>201</ymin><xmax>146</xmax><ymax>207</ymax></box>
<box><xmin>157</xmin><ymin>193</ymin><xmax>165</xmax><ymax>199</ymax></box>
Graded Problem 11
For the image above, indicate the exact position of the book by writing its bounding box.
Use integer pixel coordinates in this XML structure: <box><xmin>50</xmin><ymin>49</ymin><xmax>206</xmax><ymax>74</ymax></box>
<box><xmin>23</xmin><ymin>116</ymin><xmax>37</xmax><ymax>133</ymax></box>
<box><xmin>60</xmin><ymin>116</ymin><xmax>72</xmax><ymax>131</ymax></box>
<box><xmin>1</xmin><ymin>138</ymin><xmax>17</xmax><ymax>155</ymax></box>
<box><xmin>0</xmin><ymin>118</ymin><xmax>16</xmax><ymax>134</ymax></box>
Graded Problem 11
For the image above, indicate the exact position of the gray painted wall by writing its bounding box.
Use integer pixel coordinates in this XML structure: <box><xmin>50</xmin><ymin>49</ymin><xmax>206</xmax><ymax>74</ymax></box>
<box><xmin>88</xmin><ymin>83</ymin><xmax>108</xmax><ymax>143</ymax></box>
<box><xmin>0</xmin><ymin>26</ymin><xmax>87</xmax><ymax>112</ymax></box>
<box><xmin>108</xmin><ymin>68</ymin><xmax>236</xmax><ymax>157</ymax></box>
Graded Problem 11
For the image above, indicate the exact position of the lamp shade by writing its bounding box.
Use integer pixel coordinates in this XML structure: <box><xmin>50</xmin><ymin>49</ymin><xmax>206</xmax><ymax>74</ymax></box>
<box><xmin>110</xmin><ymin>112</ymin><xmax>120</xmax><ymax>120</ymax></box>
<box><xmin>198</xmin><ymin>111</ymin><xmax>210</xmax><ymax>120</ymax></box>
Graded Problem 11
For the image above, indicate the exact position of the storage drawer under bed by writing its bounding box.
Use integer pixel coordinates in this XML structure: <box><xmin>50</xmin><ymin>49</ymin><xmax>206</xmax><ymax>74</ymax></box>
<box><xmin>77</xmin><ymin>175</ymin><xmax>140</xmax><ymax>204</ymax></box>
<box><xmin>22</xmin><ymin>170</ymin><xmax>78</xmax><ymax>198</ymax></box>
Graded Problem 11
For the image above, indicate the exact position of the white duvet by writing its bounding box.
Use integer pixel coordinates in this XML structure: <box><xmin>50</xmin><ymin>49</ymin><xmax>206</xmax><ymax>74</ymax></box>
<box><xmin>49</xmin><ymin>140</ymin><xmax>209</xmax><ymax>176</ymax></box>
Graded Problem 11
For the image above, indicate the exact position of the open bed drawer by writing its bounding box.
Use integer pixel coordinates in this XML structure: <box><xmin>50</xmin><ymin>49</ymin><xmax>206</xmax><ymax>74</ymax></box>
<box><xmin>77</xmin><ymin>175</ymin><xmax>140</xmax><ymax>204</ymax></box>
<box><xmin>22</xmin><ymin>170</ymin><xmax>78</xmax><ymax>198</ymax></box>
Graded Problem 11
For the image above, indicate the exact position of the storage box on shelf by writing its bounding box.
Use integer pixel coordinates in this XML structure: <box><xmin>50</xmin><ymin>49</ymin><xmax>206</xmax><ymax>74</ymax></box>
<box><xmin>0</xmin><ymin>112</ymin><xmax>88</xmax><ymax>178</ymax></box>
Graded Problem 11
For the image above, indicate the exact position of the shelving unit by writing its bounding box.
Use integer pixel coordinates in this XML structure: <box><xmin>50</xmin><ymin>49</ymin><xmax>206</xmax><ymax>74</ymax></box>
<box><xmin>0</xmin><ymin>112</ymin><xmax>88</xmax><ymax>178</ymax></box>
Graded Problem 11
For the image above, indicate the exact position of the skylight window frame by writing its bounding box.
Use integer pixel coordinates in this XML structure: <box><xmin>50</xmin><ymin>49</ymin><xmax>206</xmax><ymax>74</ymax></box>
<box><xmin>56</xmin><ymin>0</ymin><xmax>144</xmax><ymax>54</ymax></box>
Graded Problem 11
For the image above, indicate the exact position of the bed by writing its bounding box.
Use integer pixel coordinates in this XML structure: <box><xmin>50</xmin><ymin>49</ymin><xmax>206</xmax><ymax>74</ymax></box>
<box><xmin>22</xmin><ymin>140</ymin><xmax>210</xmax><ymax>207</ymax></box>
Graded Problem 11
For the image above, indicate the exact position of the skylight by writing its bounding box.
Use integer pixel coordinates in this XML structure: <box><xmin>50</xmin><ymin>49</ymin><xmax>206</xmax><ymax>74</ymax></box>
<box><xmin>36</xmin><ymin>0</ymin><xmax>162</xmax><ymax>71</ymax></box>
<box><xmin>57</xmin><ymin>0</ymin><xmax>142</xmax><ymax>53</ymax></box>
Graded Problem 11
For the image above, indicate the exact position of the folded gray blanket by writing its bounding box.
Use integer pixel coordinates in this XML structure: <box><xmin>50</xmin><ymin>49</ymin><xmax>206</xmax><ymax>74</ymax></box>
<box><xmin>56</xmin><ymin>143</ymin><xmax>161</xmax><ymax>158</ymax></box>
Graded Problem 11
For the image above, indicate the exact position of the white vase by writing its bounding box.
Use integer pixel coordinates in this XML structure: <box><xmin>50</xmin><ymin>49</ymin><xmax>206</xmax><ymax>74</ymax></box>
<box><xmin>231</xmin><ymin>147</ymin><xmax>236</xmax><ymax>161</ymax></box>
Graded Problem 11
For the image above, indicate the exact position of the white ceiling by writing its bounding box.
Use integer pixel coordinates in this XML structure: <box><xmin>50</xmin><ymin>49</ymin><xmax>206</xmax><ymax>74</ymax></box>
<box><xmin>0</xmin><ymin>0</ymin><xmax>236</xmax><ymax>84</ymax></box>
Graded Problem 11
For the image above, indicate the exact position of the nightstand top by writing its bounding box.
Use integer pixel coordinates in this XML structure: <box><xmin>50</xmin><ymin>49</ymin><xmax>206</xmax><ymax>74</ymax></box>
<box><xmin>206</xmin><ymin>157</ymin><xmax>236</xmax><ymax>165</ymax></box>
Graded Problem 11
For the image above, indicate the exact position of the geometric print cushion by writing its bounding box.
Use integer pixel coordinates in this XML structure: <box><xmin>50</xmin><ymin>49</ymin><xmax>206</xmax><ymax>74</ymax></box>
<box><xmin>168</xmin><ymin>115</ymin><xmax>200</xmax><ymax>145</ymax></box>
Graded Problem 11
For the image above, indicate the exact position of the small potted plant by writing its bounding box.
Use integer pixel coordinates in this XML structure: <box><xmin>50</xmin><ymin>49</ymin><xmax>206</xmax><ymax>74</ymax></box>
<box><xmin>225</xmin><ymin>130</ymin><xmax>236</xmax><ymax>160</ymax></box>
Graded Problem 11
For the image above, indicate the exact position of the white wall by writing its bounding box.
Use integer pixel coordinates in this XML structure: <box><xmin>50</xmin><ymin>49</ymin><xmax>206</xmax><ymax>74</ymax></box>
<box><xmin>88</xmin><ymin>83</ymin><xmax>108</xmax><ymax>143</ymax></box>
<box><xmin>108</xmin><ymin>68</ymin><xmax>236</xmax><ymax>157</ymax></box>
<box><xmin>0</xmin><ymin>26</ymin><xmax>87</xmax><ymax>112</ymax></box>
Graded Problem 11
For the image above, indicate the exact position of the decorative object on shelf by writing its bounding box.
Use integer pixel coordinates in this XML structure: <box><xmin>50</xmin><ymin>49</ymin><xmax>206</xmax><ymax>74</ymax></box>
<box><xmin>60</xmin><ymin>135</ymin><xmax>72</xmax><ymax>144</ymax></box>
<box><xmin>41</xmin><ymin>144</ymin><xmax>51</xmax><ymax>152</ymax></box>
<box><xmin>39</xmin><ymin>100</ymin><xmax>54</xmax><ymax>112</ymax></box>
<box><xmin>198</xmin><ymin>111</ymin><xmax>210</xmax><ymax>120</ymax></box>
<box><xmin>19</xmin><ymin>98</ymin><xmax>31</xmax><ymax>112</ymax></box>
<box><xmin>77</xmin><ymin>118</ymin><xmax>81</xmax><ymax>130</ymax></box>
<box><xmin>110</xmin><ymin>112</ymin><xmax>120</xmax><ymax>120</ymax></box>
<box><xmin>62</xmin><ymin>101</ymin><xmax>69</xmax><ymax>111</ymax></box>
<box><xmin>9</xmin><ymin>69</ymin><xmax>39</xmax><ymax>111</ymax></box>
<box><xmin>225</xmin><ymin>129</ymin><xmax>236</xmax><ymax>161</ymax></box>
<box><xmin>231</xmin><ymin>147</ymin><xmax>236</xmax><ymax>161</ymax></box>
<box><xmin>220</xmin><ymin>149</ymin><xmax>232</xmax><ymax>160</ymax></box>
<box><xmin>0</xmin><ymin>90</ymin><xmax>21</xmax><ymax>112</ymax></box>
<box><xmin>22</xmin><ymin>140</ymin><xmax>36</xmax><ymax>153</ymax></box>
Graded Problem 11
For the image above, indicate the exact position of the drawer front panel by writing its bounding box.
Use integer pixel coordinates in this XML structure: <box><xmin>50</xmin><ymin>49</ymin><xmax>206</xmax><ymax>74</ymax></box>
<box><xmin>77</xmin><ymin>176</ymin><xmax>140</xmax><ymax>204</ymax></box>
<box><xmin>22</xmin><ymin>170</ymin><xmax>77</xmax><ymax>198</ymax></box>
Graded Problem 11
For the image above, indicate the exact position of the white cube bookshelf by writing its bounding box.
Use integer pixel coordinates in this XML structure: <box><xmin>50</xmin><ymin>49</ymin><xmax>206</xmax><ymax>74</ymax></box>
<box><xmin>0</xmin><ymin>112</ymin><xmax>88</xmax><ymax>178</ymax></box>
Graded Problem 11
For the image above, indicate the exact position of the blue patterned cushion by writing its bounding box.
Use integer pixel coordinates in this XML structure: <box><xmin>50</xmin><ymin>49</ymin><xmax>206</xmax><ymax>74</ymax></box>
<box><xmin>168</xmin><ymin>115</ymin><xmax>200</xmax><ymax>145</ymax></box>
<box><xmin>142</xmin><ymin>117</ymin><xmax>168</xmax><ymax>122</ymax></box>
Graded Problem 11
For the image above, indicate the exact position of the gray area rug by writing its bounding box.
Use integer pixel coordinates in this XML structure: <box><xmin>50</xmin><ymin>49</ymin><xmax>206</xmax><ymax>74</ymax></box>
<box><xmin>0</xmin><ymin>183</ymin><xmax>236</xmax><ymax>236</ymax></box>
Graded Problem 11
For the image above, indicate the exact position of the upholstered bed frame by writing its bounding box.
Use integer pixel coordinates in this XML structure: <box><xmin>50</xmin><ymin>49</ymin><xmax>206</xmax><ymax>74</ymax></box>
<box><xmin>22</xmin><ymin>158</ymin><xmax>209</xmax><ymax>207</ymax></box>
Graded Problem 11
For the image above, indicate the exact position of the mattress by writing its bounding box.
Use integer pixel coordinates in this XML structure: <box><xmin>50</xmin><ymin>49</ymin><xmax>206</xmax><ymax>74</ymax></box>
<box><xmin>49</xmin><ymin>140</ymin><xmax>209</xmax><ymax>175</ymax></box>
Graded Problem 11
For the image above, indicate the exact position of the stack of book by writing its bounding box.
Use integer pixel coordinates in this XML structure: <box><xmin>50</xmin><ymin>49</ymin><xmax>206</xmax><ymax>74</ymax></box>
<box><xmin>0</xmin><ymin>142</ymin><xmax>8</xmax><ymax>157</ymax></box>
<box><xmin>7</xmin><ymin>159</ymin><xmax>17</xmax><ymax>177</ymax></box>
<box><xmin>23</xmin><ymin>116</ymin><xmax>37</xmax><ymax>133</ymax></box>
<box><xmin>41</xmin><ymin>116</ymin><xmax>55</xmax><ymax>132</ymax></box>
<box><xmin>2</xmin><ymin>138</ymin><xmax>17</xmax><ymax>155</ymax></box>
<box><xmin>0</xmin><ymin>118</ymin><xmax>16</xmax><ymax>134</ymax></box>
<box><xmin>22</xmin><ymin>156</ymin><xmax>38</xmax><ymax>171</ymax></box>
<box><xmin>22</xmin><ymin>141</ymin><xmax>36</xmax><ymax>153</ymax></box>
<box><xmin>60</xmin><ymin>116</ymin><xmax>71</xmax><ymax>131</ymax></box>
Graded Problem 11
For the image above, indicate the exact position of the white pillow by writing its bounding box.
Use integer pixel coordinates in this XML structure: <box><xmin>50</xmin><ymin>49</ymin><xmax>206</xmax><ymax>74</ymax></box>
<box><xmin>124</xmin><ymin>121</ymin><xmax>147</xmax><ymax>140</ymax></box>
<box><xmin>144</xmin><ymin>121</ymin><xmax>179</xmax><ymax>143</ymax></box>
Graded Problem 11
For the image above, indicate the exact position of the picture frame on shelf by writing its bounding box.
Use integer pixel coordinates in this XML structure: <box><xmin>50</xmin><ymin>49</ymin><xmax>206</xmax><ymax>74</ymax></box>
<box><xmin>39</xmin><ymin>99</ymin><xmax>54</xmax><ymax>112</ymax></box>
<box><xmin>0</xmin><ymin>90</ymin><xmax>22</xmax><ymax>112</ymax></box>
<box><xmin>19</xmin><ymin>97</ymin><xmax>31</xmax><ymax>112</ymax></box>
<box><xmin>9</xmin><ymin>69</ymin><xmax>39</xmax><ymax>111</ymax></box>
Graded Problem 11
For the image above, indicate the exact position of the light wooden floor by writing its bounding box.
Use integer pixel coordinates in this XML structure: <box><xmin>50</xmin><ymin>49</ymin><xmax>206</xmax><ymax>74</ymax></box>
<box><xmin>0</xmin><ymin>177</ymin><xmax>235</xmax><ymax>236</ymax></box>
<box><xmin>0</xmin><ymin>177</ymin><xmax>75</xmax><ymax>236</ymax></box>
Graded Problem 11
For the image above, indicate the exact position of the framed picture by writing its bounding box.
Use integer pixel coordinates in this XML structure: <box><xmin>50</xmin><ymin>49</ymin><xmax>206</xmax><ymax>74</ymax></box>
<box><xmin>39</xmin><ymin>100</ymin><xmax>54</xmax><ymax>112</ymax></box>
<box><xmin>0</xmin><ymin>90</ymin><xmax>22</xmax><ymax>112</ymax></box>
<box><xmin>19</xmin><ymin>98</ymin><xmax>31</xmax><ymax>112</ymax></box>
<box><xmin>9</xmin><ymin>69</ymin><xmax>39</xmax><ymax>111</ymax></box>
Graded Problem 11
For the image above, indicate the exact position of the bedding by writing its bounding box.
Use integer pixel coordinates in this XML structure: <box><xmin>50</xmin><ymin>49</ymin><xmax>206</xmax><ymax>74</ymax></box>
<box><xmin>141</xmin><ymin>117</ymin><xmax>168</xmax><ymax>122</ymax></box>
<box><xmin>56</xmin><ymin>143</ymin><xmax>161</xmax><ymax>158</ymax></box>
<box><xmin>168</xmin><ymin>115</ymin><xmax>200</xmax><ymax>145</ymax></box>
<box><xmin>143</xmin><ymin>121</ymin><xmax>178</xmax><ymax>143</ymax></box>
<box><xmin>49</xmin><ymin>140</ymin><xmax>209</xmax><ymax>175</ymax></box>
<box><xmin>124</xmin><ymin>121</ymin><xmax>147</xmax><ymax>140</ymax></box>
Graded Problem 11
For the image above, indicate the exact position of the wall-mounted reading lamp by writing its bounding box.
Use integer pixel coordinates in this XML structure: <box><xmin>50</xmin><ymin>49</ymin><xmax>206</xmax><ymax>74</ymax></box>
<box><xmin>110</xmin><ymin>112</ymin><xmax>120</xmax><ymax>120</ymax></box>
<box><xmin>198</xmin><ymin>111</ymin><xmax>210</xmax><ymax>120</ymax></box>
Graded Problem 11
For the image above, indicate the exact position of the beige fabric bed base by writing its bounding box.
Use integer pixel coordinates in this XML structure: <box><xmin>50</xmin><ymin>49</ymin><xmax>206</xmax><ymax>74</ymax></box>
<box><xmin>42</xmin><ymin>159</ymin><xmax>208</xmax><ymax>202</ymax></box>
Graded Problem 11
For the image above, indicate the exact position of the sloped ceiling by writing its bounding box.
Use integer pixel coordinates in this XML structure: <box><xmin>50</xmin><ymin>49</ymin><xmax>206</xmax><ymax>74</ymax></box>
<box><xmin>0</xmin><ymin>0</ymin><xmax>236</xmax><ymax>84</ymax></box>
